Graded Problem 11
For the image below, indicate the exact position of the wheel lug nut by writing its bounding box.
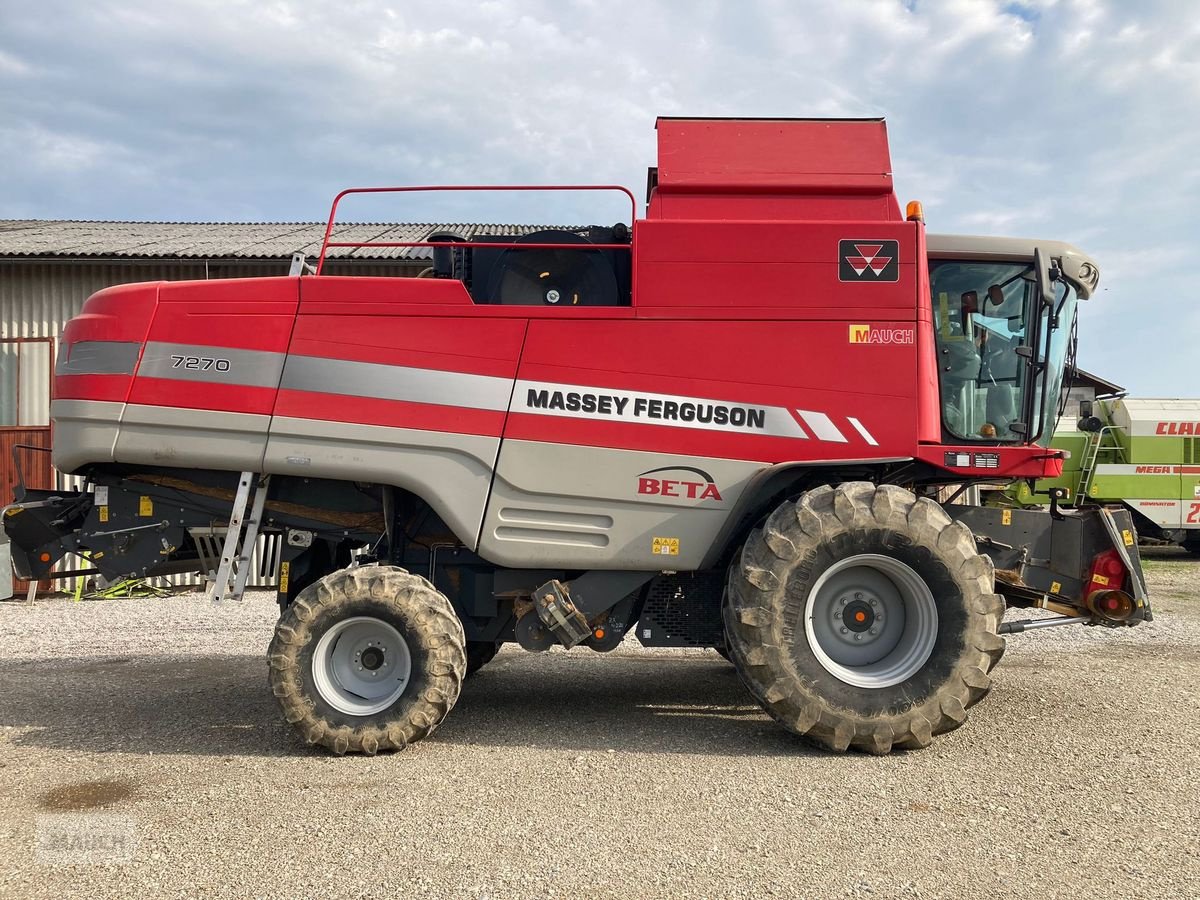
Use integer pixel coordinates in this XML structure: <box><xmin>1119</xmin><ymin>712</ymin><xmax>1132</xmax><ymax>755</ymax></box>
<box><xmin>869</xmin><ymin>599</ymin><xmax>877</xmax><ymax>607</ymax></box>
<box><xmin>839</xmin><ymin>598</ymin><xmax>847</xmax><ymax>606</ymax></box>
<box><xmin>840</xmin><ymin>627</ymin><xmax>848</xmax><ymax>634</ymax></box>
<box><xmin>869</xmin><ymin>628</ymin><xmax>878</xmax><ymax>636</ymax></box>
<box><xmin>854</xmin><ymin>634</ymin><xmax>862</xmax><ymax>641</ymax></box>
<box><xmin>854</xmin><ymin>592</ymin><xmax>862</xmax><ymax>600</ymax></box>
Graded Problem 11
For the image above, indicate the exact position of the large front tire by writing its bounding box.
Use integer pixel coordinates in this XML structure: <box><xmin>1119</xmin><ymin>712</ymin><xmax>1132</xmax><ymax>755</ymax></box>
<box><xmin>268</xmin><ymin>565</ymin><xmax>466</xmax><ymax>755</ymax></box>
<box><xmin>723</xmin><ymin>482</ymin><xmax>1004</xmax><ymax>754</ymax></box>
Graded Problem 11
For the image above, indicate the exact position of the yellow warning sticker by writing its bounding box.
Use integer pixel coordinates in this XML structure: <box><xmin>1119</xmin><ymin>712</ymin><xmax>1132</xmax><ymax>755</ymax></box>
<box><xmin>1050</xmin><ymin>581</ymin><xmax>1062</xmax><ymax>595</ymax></box>
<box><xmin>1001</xmin><ymin>509</ymin><xmax>1012</xmax><ymax>526</ymax></box>
<box><xmin>1092</xmin><ymin>573</ymin><xmax>1110</xmax><ymax>586</ymax></box>
<box><xmin>651</xmin><ymin>536</ymin><xmax>680</xmax><ymax>557</ymax></box>
<box><xmin>138</xmin><ymin>496</ymin><xmax>154</xmax><ymax>517</ymax></box>
<box><xmin>278</xmin><ymin>561</ymin><xmax>290</xmax><ymax>593</ymax></box>
<box><xmin>1122</xmin><ymin>529</ymin><xmax>1135</xmax><ymax>547</ymax></box>
<box><xmin>99</xmin><ymin>506</ymin><xmax>109</xmax><ymax>523</ymax></box>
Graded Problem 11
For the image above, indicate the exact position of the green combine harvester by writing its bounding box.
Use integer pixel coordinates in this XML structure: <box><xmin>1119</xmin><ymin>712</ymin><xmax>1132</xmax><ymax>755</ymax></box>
<box><xmin>1007</xmin><ymin>395</ymin><xmax>1200</xmax><ymax>554</ymax></box>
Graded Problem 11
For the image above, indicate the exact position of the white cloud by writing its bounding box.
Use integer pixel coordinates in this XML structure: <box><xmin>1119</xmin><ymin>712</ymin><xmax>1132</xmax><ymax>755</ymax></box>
<box><xmin>0</xmin><ymin>122</ymin><xmax>128</xmax><ymax>173</ymax></box>
<box><xmin>0</xmin><ymin>49</ymin><xmax>31</xmax><ymax>75</ymax></box>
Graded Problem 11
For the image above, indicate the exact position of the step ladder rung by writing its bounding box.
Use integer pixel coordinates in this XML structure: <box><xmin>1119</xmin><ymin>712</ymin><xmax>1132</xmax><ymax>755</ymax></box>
<box><xmin>230</xmin><ymin>478</ymin><xmax>270</xmax><ymax>601</ymax></box>
<box><xmin>207</xmin><ymin>472</ymin><xmax>270</xmax><ymax>603</ymax></box>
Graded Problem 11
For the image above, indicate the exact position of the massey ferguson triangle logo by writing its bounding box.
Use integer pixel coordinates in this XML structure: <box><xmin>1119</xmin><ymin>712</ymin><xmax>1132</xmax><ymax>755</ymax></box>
<box><xmin>637</xmin><ymin>466</ymin><xmax>723</xmax><ymax>501</ymax></box>
<box><xmin>839</xmin><ymin>239</ymin><xmax>899</xmax><ymax>282</ymax></box>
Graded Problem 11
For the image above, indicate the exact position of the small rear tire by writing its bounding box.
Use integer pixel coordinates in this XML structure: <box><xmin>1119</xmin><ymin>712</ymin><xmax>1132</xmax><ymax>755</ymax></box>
<box><xmin>723</xmin><ymin>482</ymin><xmax>1005</xmax><ymax>754</ymax></box>
<box><xmin>268</xmin><ymin>565</ymin><xmax>466</xmax><ymax>755</ymax></box>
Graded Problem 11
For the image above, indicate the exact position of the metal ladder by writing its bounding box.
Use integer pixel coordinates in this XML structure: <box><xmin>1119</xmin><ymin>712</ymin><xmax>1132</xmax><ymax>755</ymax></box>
<box><xmin>1074</xmin><ymin>425</ymin><xmax>1124</xmax><ymax>507</ymax></box>
<box><xmin>207</xmin><ymin>472</ymin><xmax>271</xmax><ymax>602</ymax></box>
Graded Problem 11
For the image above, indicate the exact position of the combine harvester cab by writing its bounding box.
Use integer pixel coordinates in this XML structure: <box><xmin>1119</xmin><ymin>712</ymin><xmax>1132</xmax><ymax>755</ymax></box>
<box><xmin>3</xmin><ymin>117</ymin><xmax>1150</xmax><ymax>754</ymax></box>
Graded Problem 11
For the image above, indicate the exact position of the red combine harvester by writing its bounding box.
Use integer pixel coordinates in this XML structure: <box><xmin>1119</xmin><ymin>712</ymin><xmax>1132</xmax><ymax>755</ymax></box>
<box><xmin>3</xmin><ymin>118</ymin><xmax>1149</xmax><ymax>754</ymax></box>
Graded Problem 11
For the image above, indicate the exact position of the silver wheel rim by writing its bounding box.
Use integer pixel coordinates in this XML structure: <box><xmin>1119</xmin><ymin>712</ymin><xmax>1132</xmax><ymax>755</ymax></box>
<box><xmin>804</xmin><ymin>554</ymin><xmax>938</xmax><ymax>689</ymax></box>
<box><xmin>312</xmin><ymin>616</ymin><xmax>413</xmax><ymax>716</ymax></box>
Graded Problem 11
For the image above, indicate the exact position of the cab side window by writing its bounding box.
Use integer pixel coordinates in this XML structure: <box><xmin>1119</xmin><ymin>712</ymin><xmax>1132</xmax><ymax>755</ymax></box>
<box><xmin>431</xmin><ymin>227</ymin><xmax>631</xmax><ymax>307</ymax></box>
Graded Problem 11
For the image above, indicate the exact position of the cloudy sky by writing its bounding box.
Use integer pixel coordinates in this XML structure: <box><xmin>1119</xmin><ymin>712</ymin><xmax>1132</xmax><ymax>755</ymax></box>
<box><xmin>0</xmin><ymin>0</ymin><xmax>1195</xmax><ymax>394</ymax></box>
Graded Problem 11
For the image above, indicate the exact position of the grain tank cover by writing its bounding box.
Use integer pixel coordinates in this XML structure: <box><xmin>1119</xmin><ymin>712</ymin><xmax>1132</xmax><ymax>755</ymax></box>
<box><xmin>652</xmin><ymin>117</ymin><xmax>901</xmax><ymax>220</ymax></box>
<box><xmin>1109</xmin><ymin>398</ymin><xmax>1200</xmax><ymax>436</ymax></box>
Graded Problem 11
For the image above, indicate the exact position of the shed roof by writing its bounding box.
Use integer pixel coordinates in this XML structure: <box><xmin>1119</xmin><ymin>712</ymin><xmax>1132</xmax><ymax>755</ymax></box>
<box><xmin>1069</xmin><ymin>368</ymin><xmax>1125</xmax><ymax>397</ymax></box>
<box><xmin>0</xmin><ymin>220</ymin><xmax>556</xmax><ymax>261</ymax></box>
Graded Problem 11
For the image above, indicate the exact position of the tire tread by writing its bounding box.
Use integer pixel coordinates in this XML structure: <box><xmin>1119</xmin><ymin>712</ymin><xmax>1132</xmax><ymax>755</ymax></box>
<box><xmin>722</xmin><ymin>481</ymin><xmax>1005</xmax><ymax>753</ymax></box>
<box><xmin>267</xmin><ymin>565</ymin><xmax>466</xmax><ymax>755</ymax></box>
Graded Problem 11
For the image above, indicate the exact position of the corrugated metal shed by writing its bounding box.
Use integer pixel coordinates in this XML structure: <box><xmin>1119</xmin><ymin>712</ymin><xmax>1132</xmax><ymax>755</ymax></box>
<box><xmin>0</xmin><ymin>220</ymin><xmax>558</xmax><ymax>261</ymax></box>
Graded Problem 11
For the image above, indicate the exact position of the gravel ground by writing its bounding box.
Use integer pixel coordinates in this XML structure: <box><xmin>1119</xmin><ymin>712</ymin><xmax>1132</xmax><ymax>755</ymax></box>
<box><xmin>0</xmin><ymin>552</ymin><xmax>1197</xmax><ymax>899</ymax></box>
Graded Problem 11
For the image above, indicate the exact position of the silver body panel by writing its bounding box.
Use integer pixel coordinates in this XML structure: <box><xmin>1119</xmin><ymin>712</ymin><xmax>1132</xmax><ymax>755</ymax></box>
<box><xmin>263</xmin><ymin>417</ymin><xmax>499</xmax><ymax>547</ymax></box>
<box><xmin>51</xmin><ymin>399</ymin><xmax>124</xmax><ymax>473</ymax></box>
<box><xmin>280</xmin><ymin>356</ymin><xmax>513</xmax><ymax>411</ymax></box>
<box><xmin>477</xmin><ymin>441</ymin><xmax>765</xmax><ymax>569</ymax></box>
<box><xmin>116</xmin><ymin>405</ymin><xmax>271</xmax><ymax>473</ymax></box>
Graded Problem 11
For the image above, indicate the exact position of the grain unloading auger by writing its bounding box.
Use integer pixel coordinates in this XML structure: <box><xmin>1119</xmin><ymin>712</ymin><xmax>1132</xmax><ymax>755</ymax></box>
<box><xmin>3</xmin><ymin>118</ymin><xmax>1149</xmax><ymax>754</ymax></box>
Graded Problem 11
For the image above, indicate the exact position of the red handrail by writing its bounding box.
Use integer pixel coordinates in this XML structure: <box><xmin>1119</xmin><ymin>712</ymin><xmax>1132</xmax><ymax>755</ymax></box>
<box><xmin>314</xmin><ymin>184</ymin><xmax>638</xmax><ymax>275</ymax></box>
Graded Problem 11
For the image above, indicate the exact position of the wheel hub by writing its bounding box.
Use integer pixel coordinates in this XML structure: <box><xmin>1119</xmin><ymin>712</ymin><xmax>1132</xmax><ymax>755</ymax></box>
<box><xmin>841</xmin><ymin>598</ymin><xmax>876</xmax><ymax>633</ymax></box>
<box><xmin>805</xmin><ymin>554</ymin><xmax>939</xmax><ymax>689</ymax></box>
<box><xmin>359</xmin><ymin>645</ymin><xmax>385</xmax><ymax>671</ymax></box>
<box><xmin>312</xmin><ymin>616</ymin><xmax>413</xmax><ymax>716</ymax></box>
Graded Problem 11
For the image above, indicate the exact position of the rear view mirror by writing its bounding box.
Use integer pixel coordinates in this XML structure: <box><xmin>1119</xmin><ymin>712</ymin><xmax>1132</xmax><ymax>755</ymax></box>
<box><xmin>1033</xmin><ymin>246</ymin><xmax>1059</xmax><ymax>308</ymax></box>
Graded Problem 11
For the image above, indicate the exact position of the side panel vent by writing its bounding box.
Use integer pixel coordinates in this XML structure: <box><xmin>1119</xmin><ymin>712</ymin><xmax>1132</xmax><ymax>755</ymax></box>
<box><xmin>637</xmin><ymin>571</ymin><xmax>725</xmax><ymax>648</ymax></box>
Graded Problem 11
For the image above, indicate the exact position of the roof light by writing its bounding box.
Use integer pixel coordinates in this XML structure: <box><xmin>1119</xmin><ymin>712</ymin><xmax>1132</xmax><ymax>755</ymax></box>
<box><xmin>905</xmin><ymin>200</ymin><xmax>925</xmax><ymax>223</ymax></box>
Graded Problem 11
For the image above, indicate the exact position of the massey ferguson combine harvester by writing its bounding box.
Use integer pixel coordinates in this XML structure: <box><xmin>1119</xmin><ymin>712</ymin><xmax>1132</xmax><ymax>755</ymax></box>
<box><xmin>4</xmin><ymin>118</ymin><xmax>1150</xmax><ymax>754</ymax></box>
